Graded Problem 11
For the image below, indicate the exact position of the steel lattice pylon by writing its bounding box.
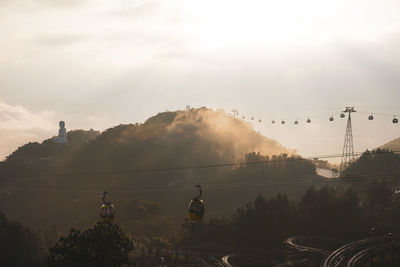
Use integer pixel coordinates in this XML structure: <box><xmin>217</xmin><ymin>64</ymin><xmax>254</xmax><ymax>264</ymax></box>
<box><xmin>340</xmin><ymin>107</ymin><xmax>356</xmax><ymax>173</ymax></box>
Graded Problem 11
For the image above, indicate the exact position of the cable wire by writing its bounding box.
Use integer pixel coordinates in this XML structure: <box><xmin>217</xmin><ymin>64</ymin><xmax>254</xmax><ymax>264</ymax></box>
<box><xmin>1</xmin><ymin>171</ymin><xmax>400</xmax><ymax>194</ymax></box>
<box><xmin>2</xmin><ymin>149</ymin><xmax>400</xmax><ymax>179</ymax></box>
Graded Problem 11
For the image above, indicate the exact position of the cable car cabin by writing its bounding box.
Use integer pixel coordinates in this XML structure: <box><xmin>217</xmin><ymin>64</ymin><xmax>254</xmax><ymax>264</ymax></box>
<box><xmin>100</xmin><ymin>191</ymin><xmax>115</xmax><ymax>223</ymax></box>
<box><xmin>329</xmin><ymin>116</ymin><xmax>334</xmax><ymax>121</ymax></box>
<box><xmin>101</xmin><ymin>203</ymin><xmax>115</xmax><ymax>223</ymax></box>
<box><xmin>188</xmin><ymin>198</ymin><xmax>205</xmax><ymax>221</ymax></box>
<box><xmin>307</xmin><ymin>118</ymin><xmax>311</xmax><ymax>123</ymax></box>
<box><xmin>340</xmin><ymin>113</ymin><xmax>345</xmax><ymax>118</ymax></box>
<box><xmin>188</xmin><ymin>185</ymin><xmax>205</xmax><ymax>222</ymax></box>
<box><xmin>368</xmin><ymin>114</ymin><xmax>374</xmax><ymax>120</ymax></box>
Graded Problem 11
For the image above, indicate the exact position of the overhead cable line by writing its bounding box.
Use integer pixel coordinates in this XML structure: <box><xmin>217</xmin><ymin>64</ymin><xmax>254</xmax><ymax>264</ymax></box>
<box><xmin>2</xmin><ymin>149</ymin><xmax>400</xmax><ymax>179</ymax></box>
<box><xmin>1</xmin><ymin>171</ymin><xmax>400</xmax><ymax>194</ymax></box>
<box><xmin>2</xmin><ymin>168</ymin><xmax>400</xmax><ymax>188</ymax></box>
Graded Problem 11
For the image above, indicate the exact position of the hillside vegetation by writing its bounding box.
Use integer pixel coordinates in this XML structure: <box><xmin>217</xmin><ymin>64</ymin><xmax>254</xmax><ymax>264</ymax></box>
<box><xmin>0</xmin><ymin>107</ymin><xmax>321</xmax><ymax>238</ymax></box>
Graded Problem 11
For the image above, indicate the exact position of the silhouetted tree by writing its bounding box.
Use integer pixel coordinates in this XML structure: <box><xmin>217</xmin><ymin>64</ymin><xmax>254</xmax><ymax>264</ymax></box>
<box><xmin>0</xmin><ymin>211</ymin><xmax>44</xmax><ymax>267</ymax></box>
<box><xmin>342</xmin><ymin>149</ymin><xmax>400</xmax><ymax>179</ymax></box>
<box><xmin>366</xmin><ymin>180</ymin><xmax>393</xmax><ymax>215</ymax></box>
<box><xmin>47</xmin><ymin>222</ymin><xmax>134</xmax><ymax>267</ymax></box>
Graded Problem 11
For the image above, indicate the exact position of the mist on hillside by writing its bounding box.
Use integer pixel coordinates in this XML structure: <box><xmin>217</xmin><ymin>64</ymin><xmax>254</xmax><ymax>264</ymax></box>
<box><xmin>0</xmin><ymin>107</ymin><xmax>312</xmax><ymax>231</ymax></box>
<box><xmin>1</xmin><ymin>108</ymin><xmax>400</xmax><ymax>266</ymax></box>
<box><xmin>117</xmin><ymin>107</ymin><xmax>293</xmax><ymax>162</ymax></box>
<box><xmin>62</xmin><ymin>108</ymin><xmax>293</xmax><ymax>177</ymax></box>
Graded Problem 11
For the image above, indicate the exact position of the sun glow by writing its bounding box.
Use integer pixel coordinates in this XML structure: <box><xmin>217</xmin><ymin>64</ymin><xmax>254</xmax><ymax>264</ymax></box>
<box><xmin>182</xmin><ymin>0</ymin><xmax>400</xmax><ymax>47</ymax></box>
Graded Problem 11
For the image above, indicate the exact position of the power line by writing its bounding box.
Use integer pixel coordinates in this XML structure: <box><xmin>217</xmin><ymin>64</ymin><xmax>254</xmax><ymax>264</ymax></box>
<box><xmin>1</xmin><ymin>171</ymin><xmax>400</xmax><ymax>194</ymax></box>
<box><xmin>1</xmin><ymin>168</ymin><xmax>399</xmax><ymax>188</ymax></box>
<box><xmin>2</xmin><ymin>149</ymin><xmax>400</xmax><ymax>179</ymax></box>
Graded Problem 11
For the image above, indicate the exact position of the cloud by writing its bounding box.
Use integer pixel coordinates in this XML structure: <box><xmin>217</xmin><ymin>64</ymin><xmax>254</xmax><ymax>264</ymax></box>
<box><xmin>0</xmin><ymin>0</ymin><xmax>88</xmax><ymax>8</ymax></box>
<box><xmin>35</xmin><ymin>0</ymin><xmax>88</xmax><ymax>8</ymax></box>
<box><xmin>31</xmin><ymin>32</ymin><xmax>88</xmax><ymax>47</ymax></box>
<box><xmin>0</xmin><ymin>100</ymin><xmax>56</xmax><ymax>160</ymax></box>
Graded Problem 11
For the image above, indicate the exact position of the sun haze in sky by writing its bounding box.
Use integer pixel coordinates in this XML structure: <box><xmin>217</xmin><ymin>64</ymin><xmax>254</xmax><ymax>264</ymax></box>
<box><xmin>0</xmin><ymin>0</ymin><xmax>400</xmax><ymax>161</ymax></box>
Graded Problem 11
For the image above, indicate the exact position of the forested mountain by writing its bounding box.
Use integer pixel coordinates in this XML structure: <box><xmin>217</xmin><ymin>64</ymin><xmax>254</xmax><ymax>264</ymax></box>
<box><xmin>342</xmin><ymin>149</ymin><xmax>400</xmax><ymax>178</ymax></box>
<box><xmin>3</xmin><ymin>108</ymin><xmax>290</xmax><ymax>172</ymax></box>
<box><xmin>2</xmin><ymin>108</ymin><xmax>399</xmax><ymax>266</ymax></box>
<box><xmin>0</xmin><ymin>107</ymin><xmax>322</xmax><ymax>239</ymax></box>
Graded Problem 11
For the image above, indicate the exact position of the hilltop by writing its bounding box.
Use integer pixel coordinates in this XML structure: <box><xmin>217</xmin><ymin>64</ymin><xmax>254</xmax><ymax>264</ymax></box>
<box><xmin>1</xmin><ymin>107</ymin><xmax>293</xmax><ymax>177</ymax></box>
<box><xmin>380</xmin><ymin>137</ymin><xmax>400</xmax><ymax>151</ymax></box>
<box><xmin>68</xmin><ymin>107</ymin><xmax>293</xmax><ymax>172</ymax></box>
<box><xmin>0</xmin><ymin>107</ymin><xmax>320</xmax><ymax>232</ymax></box>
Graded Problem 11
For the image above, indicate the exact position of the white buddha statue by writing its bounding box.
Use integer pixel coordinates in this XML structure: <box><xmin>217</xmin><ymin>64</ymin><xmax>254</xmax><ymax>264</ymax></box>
<box><xmin>54</xmin><ymin>121</ymin><xmax>68</xmax><ymax>143</ymax></box>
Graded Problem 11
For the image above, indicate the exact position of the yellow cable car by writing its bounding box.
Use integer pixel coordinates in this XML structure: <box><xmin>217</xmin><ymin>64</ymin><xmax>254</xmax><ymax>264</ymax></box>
<box><xmin>100</xmin><ymin>191</ymin><xmax>115</xmax><ymax>223</ymax></box>
<box><xmin>188</xmin><ymin>185</ymin><xmax>205</xmax><ymax>222</ymax></box>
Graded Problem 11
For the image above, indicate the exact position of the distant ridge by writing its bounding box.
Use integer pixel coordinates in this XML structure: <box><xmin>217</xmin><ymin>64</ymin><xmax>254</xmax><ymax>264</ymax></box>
<box><xmin>380</xmin><ymin>136</ymin><xmax>400</xmax><ymax>151</ymax></box>
<box><xmin>67</xmin><ymin>107</ymin><xmax>294</xmax><ymax>171</ymax></box>
<box><xmin>2</xmin><ymin>107</ymin><xmax>294</xmax><ymax>174</ymax></box>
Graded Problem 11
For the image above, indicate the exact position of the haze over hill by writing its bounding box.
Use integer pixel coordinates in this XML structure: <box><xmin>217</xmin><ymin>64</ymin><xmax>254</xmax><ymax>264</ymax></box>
<box><xmin>0</xmin><ymin>107</ymin><xmax>317</xmax><ymax>232</ymax></box>
<box><xmin>68</xmin><ymin>107</ymin><xmax>294</xmax><ymax>171</ymax></box>
<box><xmin>380</xmin><ymin>137</ymin><xmax>400</xmax><ymax>151</ymax></box>
<box><xmin>4</xmin><ymin>107</ymin><xmax>293</xmax><ymax>172</ymax></box>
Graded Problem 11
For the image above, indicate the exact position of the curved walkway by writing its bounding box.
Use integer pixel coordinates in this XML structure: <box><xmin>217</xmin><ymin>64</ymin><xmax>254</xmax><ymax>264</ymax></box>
<box><xmin>324</xmin><ymin>235</ymin><xmax>397</xmax><ymax>267</ymax></box>
<box><xmin>285</xmin><ymin>236</ymin><xmax>334</xmax><ymax>256</ymax></box>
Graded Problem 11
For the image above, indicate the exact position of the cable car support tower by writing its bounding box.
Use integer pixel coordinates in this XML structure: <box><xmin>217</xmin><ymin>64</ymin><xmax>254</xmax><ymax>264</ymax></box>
<box><xmin>340</xmin><ymin>107</ymin><xmax>356</xmax><ymax>174</ymax></box>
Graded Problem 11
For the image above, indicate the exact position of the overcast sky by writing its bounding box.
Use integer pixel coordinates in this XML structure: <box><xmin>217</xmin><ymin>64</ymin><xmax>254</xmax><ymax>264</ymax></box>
<box><xmin>0</xmin><ymin>0</ymin><xmax>399</xmax><ymax>162</ymax></box>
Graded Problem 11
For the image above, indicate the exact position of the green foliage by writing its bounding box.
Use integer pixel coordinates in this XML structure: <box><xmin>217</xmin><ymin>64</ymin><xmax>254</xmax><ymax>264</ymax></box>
<box><xmin>5</xmin><ymin>129</ymin><xmax>99</xmax><ymax>163</ymax></box>
<box><xmin>365</xmin><ymin>180</ymin><xmax>394</xmax><ymax>214</ymax></box>
<box><xmin>0</xmin><ymin>108</ymin><xmax>318</xmax><ymax>236</ymax></box>
<box><xmin>342</xmin><ymin>149</ymin><xmax>400</xmax><ymax>178</ymax></box>
<box><xmin>180</xmin><ymin>186</ymin><xmax>368</xmax><ymax>248</ymax></box>
<box><xmin>47</xmin><ymin>222</ymin><xmax>134</xmax><ymax>267</ymax></box>
<box><xmin>67</xmin><ymin>108</ymin><xmax>291</xmax><ymax>173</ymax></box>
<box><xmin>232</xmin><ymin>193</ymin><xmax>297</xmax><ymax>247</ymax></box>
<box><xmin>341</xmin><ymin>149</ymin><xmax>400</xmax><ymax>213</ymax></box>
<box><xmin>298</xmin><ymin>187</ymin><xmax>365</xmax><ymax>240</ymax></box>
<box><xmin>0</xmin><ymin>211</ymin><xmax>44</xmax><ymax>267</ymax></box>
<box><xmin>234</xmin><ymin>152</ymin><xmax>316</xmax><ymax>182</ymax></box>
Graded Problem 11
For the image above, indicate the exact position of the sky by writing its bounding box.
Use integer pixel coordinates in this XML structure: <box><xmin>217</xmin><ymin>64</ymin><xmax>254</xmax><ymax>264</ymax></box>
<box><xmin>0</xmin><ymin>0</ymin><xmax>400</xmax><ymax>162</ymax></box>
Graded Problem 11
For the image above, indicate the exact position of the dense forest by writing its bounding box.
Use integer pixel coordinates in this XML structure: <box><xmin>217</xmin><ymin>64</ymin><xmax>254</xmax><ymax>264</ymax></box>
<box><xmin>181</xmin><ymin>181</ymin><xmax>400</xmax><ymax>248</ymax></box>
<box><xmin>1</xmin><ymin>108</ymin><xmax>400</xmax><ymax>266</ymax></box>
<box><xmin>2</xmin><ymin>180</ymin><xmax>400</xmax><ymax>266</ymax></box>
<box><xmin>0</xmin><ymin>108</ymin><xmax>321</xmax><ymax>234</ymax></box>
